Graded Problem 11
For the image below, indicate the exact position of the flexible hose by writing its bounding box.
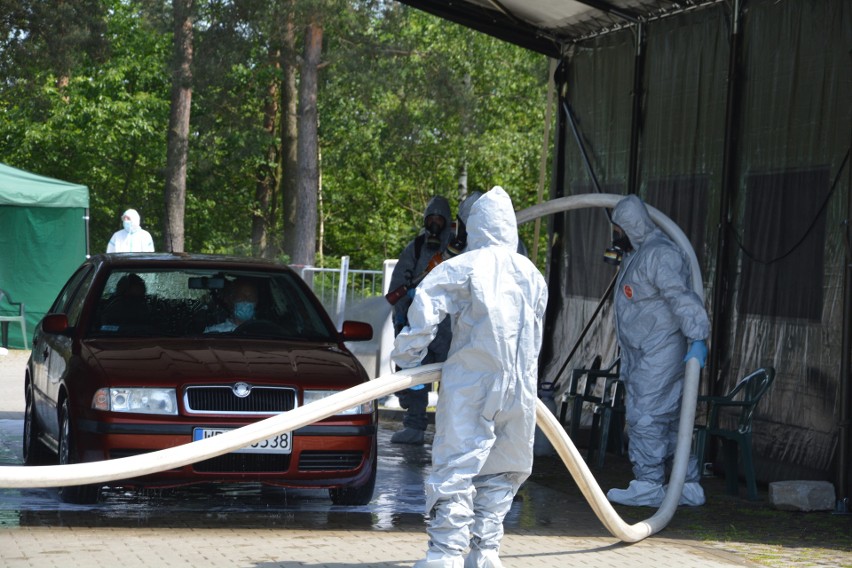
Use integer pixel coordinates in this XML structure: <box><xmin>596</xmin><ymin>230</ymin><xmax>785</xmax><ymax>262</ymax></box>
<box><xmin>0</xmin><ymin>193</ymin><xmax>703</xmax><ymax>543</ymax></box>
<box><xmin>536</xmin><ymin>359</ymin><xmax>700</xmax><ymax>542</ymax></box>
<box><xmin>0</xmin><ymin>364</ymin><xmax>441</xmax><ymax>488</ymax></box>
<box><xmin>519</xmin><ymin>193</ymin><xmax>704</xmax><ymax>541</ymax></box>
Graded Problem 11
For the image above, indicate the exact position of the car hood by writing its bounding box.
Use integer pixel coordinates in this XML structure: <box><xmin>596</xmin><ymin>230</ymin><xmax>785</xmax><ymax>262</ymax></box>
<box><xmin>82</xmin><ymin>340</ymin><xmax>367</xmax><ymax>387</ymax></box>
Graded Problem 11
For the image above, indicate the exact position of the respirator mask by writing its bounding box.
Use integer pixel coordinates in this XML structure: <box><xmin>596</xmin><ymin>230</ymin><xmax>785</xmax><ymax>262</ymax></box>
<box><xmin>604</xmin><ymin>226</ymin><xmax>633</xmax><ymax>266</ymax></box>
<box><xmin>447</xmin><ymin>218</ymin><xmax>467</xmax><ymax>257</ymax></box>
<box><xmin>424</xmin><ymin>215</ymin><xmax>445</xmax><ymax>249</ymax></box>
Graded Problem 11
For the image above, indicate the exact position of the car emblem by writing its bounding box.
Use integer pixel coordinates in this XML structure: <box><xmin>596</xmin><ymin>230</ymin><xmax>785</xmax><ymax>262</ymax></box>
<box><xmin>232</xmin><ymin>382</ymin><xmax>252</xmax><ymax>398</ymax></box>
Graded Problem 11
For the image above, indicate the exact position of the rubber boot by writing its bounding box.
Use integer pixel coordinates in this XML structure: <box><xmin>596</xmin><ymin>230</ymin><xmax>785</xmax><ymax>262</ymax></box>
<box><xmin>391</xmin><ymin>427</ymin><xmax>425</xmax><ymax>445</ymax></box>
<box><xmin>413</xmin><ymin>550</ymin><xmax>464</xmax><ymax>568</ymax></box>
<box><xmin>606</xmin><ymin>479</ymin><xmax>665</xmax><ymax>507</ymax></box>
<box><xmin>464</xmin><ymin>548</ymin><xmax>503</xmax><ymax>568</ymax></box>
<box><xmin>673</xmin><ymin>481</ymin><xmax>706</xmax><ymax>506</ymax></box>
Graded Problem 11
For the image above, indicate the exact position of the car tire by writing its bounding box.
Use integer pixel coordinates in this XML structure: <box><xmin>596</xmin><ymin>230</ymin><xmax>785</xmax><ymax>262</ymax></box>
<box><xmin>328</xmin><ymin>442</ymin><xmax>378</xmax><ymax>506</ymax></box>
<box><xmin>57</xmin><ymin>398</ymin><xmax>101</xmax><ymax>505</ymax></box>
<box><xmin>23</xmin><ymin>381</ymin><xmax>52</xmax><ymax>465</ymax></box>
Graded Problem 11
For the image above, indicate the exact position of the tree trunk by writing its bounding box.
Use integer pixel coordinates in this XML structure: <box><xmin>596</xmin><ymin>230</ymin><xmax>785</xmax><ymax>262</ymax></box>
<box><xmin>280</xmin><ymin>3</ymin><xmax>299</xmax><ymax>264</ymax></box>
<box><xmin>252</xmin><ymin>47</ymin><xmax>280</xmax><ymax>258</ymax></box>
<box><xmin>163</xmin><ymin>0</ymin><xmax>193</xmax><ymax>253</ymax></box>
<box><xmin>292</xmin><ymin>21</ymin><xmax>322</xmax><ymax>267</ymax></box>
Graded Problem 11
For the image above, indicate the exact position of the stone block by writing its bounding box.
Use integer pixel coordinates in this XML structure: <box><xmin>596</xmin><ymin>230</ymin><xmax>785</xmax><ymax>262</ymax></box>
<box><xmin>769</xmin><ymin>480</ymin><xmax>836</xmax><ymax>512</ymax></box>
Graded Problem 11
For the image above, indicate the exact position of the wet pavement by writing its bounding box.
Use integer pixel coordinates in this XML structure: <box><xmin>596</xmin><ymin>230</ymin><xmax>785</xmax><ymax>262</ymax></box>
<box><xmin>0</xmin><ymin>413</ymin><xmax>596</xmax><ymax>534</ymax></box>
<box><xmin>1</xmin><ymin>349</ymin><xmax>849</xmax><ymax>567</ymax></box>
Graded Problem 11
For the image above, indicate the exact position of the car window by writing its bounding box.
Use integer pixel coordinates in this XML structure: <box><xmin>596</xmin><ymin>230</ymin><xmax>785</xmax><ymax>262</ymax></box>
<box><xmin>49</xmin><ymin>264</ymin><xmax>94</xmax><ymax>317</ymax></box>
<box><xmin>88</xmin><ymin>268</ymin><xmax>336</xmax><ymax>342</ymax></box>
<box><xmin>65</xmin><ymin>269</ymin><xmax>96</xmax><ymax>327</ymax></box>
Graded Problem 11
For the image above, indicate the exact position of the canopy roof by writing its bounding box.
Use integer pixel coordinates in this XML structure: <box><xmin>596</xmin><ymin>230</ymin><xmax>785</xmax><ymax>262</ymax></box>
<box><xmin>0</xmin><ymin>162</ymin><xmax>89</xmax><ymax>208</ymax></box>
<box><xmin>396</xmin><ymin>0</ymin><xmax>721</xmax><ymax>56</ymax></box>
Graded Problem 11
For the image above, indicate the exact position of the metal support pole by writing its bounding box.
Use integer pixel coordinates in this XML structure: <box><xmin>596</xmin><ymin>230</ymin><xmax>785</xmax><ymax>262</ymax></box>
<box><xmin>708</xmin><ymin>0</ymin><xmax>743</xmax><ymax>390</ymax></box>
<box><xmin>627</xmin><ymin>24</ymin><xmax>645</xmax><ymax>196</ymax></box>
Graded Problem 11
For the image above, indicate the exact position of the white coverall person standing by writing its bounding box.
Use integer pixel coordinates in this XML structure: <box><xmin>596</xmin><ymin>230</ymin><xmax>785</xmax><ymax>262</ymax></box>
<box><xmin>392</xmin><ymin>186</ymin><xmax>548</xmax><ymax>568</ymax></box>
<box><xmin>106</xmin><ymin>209</ymin><xmax>155</xmax><ymax>253</ymax></box>
<box><xmin>605</xmin><ymin>194</ymin><xmax>710</xmax><ymax>507</ymax></box>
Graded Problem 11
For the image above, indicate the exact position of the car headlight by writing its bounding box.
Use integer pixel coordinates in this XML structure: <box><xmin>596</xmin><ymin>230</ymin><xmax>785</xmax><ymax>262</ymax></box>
<box><xmin>92</xmin><ymin>388</ymin><xmax>178</xmax><ymax>415</ymax></box>
<box><xmin>303</xmin><ymin>390</ymin><xmax>374</xmax><ymax>415</ymax></box>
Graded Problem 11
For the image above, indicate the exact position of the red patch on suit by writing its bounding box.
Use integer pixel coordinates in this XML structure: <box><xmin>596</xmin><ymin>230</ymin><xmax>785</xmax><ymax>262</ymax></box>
<box><xmin>623</xmin><ymin>284</ymin><xmax>634</xmax><ymax>299</ymax></box>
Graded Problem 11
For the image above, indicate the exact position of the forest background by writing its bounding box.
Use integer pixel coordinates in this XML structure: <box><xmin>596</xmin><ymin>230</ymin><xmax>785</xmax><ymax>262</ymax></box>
<box><xmin>0</xmin><ymin>0</ymin><xmax>551</xmax><ymax>271</ymax></box>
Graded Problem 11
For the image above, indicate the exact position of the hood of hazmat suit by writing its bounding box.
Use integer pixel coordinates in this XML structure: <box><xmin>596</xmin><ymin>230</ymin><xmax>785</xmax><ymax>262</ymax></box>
<box><xmin>457</xmin><ymin>191</ymin><xmax>483</xmax><ymax>227</ymax></box>
<box><xmin>387</xmin><ymin>195</ymin><xmax>454</xmax><ymax>359</ymax></box>
<box><xmin>123</xmin><ymin>209</ymin><xmax>141</xmax><ymax>232</ymax></box>
<box><xmin>609</xmin><ymin>194</ymin><xmax>709</xmax><ymax>496</ymax></box>
<box><xmin>392</xmin><ymin>186</ymin><xmax>548</xmax><ymax>559</ymax></box>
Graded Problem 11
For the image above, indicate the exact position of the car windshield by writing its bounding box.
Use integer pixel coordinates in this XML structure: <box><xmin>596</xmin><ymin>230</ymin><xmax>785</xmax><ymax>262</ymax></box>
<box><xmin>88</xmin><ymin>268</ymin><xmax>336</xmax><ymax>341</ymax></box>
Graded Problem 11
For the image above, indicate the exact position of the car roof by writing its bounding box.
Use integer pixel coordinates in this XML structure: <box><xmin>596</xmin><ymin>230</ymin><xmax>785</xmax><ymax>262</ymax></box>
<box><xmin>92</xmin><ymin>253</ymin><xmax>294</xmax><ymax>273</ymax></box>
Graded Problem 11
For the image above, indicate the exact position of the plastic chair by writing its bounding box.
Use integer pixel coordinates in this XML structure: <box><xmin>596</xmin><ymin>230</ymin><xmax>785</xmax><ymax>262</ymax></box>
<box><xmin>694</xmin><ymin>367</ymin><xmax>775</xmax><ymax>500</ymax></box>
<box><xmin>559</xmin><ymin>356</ymin><xmax>623</xmax><ymax>468</ymax></box>
<box><xmin>586</xmin><ymin>366</ymin><xmax>626</xmax><ymax>469</ymax></box>
<box><xmin>559</xmin><ymin>355</ymin><xmax>602</xmax><ymax>434</ymax></box>
<box><xmin>0</xmin><ymin>288</ymin><xmax>28</xmax><ymax>349</ymax></box>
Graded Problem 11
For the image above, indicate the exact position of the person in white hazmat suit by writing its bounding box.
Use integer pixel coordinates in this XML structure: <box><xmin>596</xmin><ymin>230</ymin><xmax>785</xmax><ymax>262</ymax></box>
<box><xmin>392</xmin><ymin>186</ymin><xmax>548</xmax><ymax>568</ymax></box>
<box><xmin>606</xmin><ymin>194</ymin><xmax>710</xmax><ymax>507</ymax></box>
<box><xmin>106</xmin><ymin>208</ymin><xmax>155</xmax><ymax>253</ymax></box>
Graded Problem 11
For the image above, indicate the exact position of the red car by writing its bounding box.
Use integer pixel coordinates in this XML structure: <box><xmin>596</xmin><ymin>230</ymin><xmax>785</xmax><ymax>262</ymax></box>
<box><xmin>23</xmin><ymin>253</ymin><xmax>376</xmax><ymax>505</ymax></box>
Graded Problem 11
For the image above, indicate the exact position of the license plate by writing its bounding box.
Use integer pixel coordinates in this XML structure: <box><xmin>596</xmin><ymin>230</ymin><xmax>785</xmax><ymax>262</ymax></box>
<box><xmin>192</xmin><ymin>428</ymin><xmax>292</xmax><ymax>454</ymax></box>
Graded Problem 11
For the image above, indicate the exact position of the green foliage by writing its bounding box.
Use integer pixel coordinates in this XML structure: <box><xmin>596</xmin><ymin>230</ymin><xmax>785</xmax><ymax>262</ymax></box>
<box><xmin>320</xmin><ymin>4</ymin><xmax>550</xmax><ymax>267</ymax></box>
<box><xmin>0</xmin><ymin>0</ymin><xmax>551</xmax><ymax>269</ymax></box>
<box><xmin>0</xmin><ymin>0</ymin><xmax>171</xmax><ymax>253</ymax></box>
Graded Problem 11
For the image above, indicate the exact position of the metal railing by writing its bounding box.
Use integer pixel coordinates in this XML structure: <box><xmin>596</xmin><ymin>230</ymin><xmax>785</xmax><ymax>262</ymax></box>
<box><xmin>296</xmin><ymin>256</ymin><xmax>384</xmax><ymax>328</ymax></box>
<box><xmin>294</xmin><ymin>257</ymin><xmax>398</xmax><ymax>380</ymax></box>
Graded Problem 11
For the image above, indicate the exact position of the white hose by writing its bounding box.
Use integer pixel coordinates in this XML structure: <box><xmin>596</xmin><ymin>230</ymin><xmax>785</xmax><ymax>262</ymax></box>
<box><xmin>536</xmin><ymin>359</ymin><xmax>700</xmax><ymax>542</ymax></box>
<box><xmin>518</xmin><ymin>193</ymin><xmax>704</xmax><ymax>541</ymax></box>
<box><xmin>0</xmin><ymin>193</ymin><xmax>703</xmax><ymax>544</ymax></box>
<box><xmin>0</xmin><ymin>364</ymin><xmax>441</xmax><ymax>488</ymax></box>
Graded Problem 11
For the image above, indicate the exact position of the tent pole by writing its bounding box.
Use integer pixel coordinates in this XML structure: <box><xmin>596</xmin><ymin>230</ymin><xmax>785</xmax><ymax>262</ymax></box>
<box><xmin>708</xmin><ymin>0</ymin><xmax>743</xmax><ymax>392</ymax></box>
<box><xmin>84</xmin><ymin>208</ymin><xmax>91</xmax><ymax>258</ymax></box>
<box><xmin>627</xmin><ymin>24</ymin><xmax>645</xmax><ymax>196</ymax></box>
<box><xmin>839</xmin><ymin>167</ymin><xmax>852</xmax><ymax>508</ymax></box>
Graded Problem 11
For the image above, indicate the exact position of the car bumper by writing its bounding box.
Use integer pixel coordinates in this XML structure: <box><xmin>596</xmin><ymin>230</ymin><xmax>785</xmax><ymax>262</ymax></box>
<box><xmin>75</xmin><ymin>418</ymin><xmax>377</xmax><ymax>488</ymax></box>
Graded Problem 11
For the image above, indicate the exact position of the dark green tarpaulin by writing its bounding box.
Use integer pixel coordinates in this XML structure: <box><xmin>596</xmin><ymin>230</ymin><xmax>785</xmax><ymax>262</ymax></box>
<box><xmin>0</xmin><ymin>163</ymin><xmax>89</xmax><ymax>349</ymax></box>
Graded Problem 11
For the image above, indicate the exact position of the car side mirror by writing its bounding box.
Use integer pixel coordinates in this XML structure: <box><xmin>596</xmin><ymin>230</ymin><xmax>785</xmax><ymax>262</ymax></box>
<box><xmin>42</xmin><ymin>313</ymin><xmax>71</xmax><ymax>335</ymax></box>
<box><xmin>340</xmin><ymin>320</ymin><xmax>373</xmax><ymax>342</ymax></box>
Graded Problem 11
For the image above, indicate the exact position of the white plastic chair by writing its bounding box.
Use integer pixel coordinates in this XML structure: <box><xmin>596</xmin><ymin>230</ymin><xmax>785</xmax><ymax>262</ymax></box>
<box><xmin>0</xmin><ymin>288</ymin><xmax>28</xmax><ymax>349</ymax></box>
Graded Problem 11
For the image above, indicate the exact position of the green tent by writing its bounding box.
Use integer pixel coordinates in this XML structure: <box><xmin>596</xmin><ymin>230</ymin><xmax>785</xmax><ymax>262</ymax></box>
<box><xmin>0</xmin><ymin>163</ymin><xmax>89</xmax><ymax>350</ymax></box>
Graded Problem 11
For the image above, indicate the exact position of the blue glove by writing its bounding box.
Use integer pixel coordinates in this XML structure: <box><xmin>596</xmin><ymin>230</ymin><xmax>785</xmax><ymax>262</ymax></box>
<box><xmin>684</xmin><ymin>340</ymin><xmax>708</xmax><ymax>368</ymax></box>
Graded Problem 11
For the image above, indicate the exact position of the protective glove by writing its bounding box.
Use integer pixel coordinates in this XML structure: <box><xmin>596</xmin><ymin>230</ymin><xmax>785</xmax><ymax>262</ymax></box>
<box><xmin>684</xmin><ymin>340</ymin><xmax>708</xmax><ymax>368</ymax></box>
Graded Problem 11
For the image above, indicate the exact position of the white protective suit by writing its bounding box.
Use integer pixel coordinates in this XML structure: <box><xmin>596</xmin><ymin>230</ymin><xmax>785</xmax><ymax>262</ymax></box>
<box><xmin>607</xmin><ymin>195</ymin><xmax>710</xmax><ymax>507</ymax></box>
<box><xmin>392</xmin><ymin>187</ymin><xmax>548</xmax><ymax>568</ymax></box>
<box><xmin>107</xmin><ymin>209</ymin><xmax>155</xmax><ymax>253</ymax></box>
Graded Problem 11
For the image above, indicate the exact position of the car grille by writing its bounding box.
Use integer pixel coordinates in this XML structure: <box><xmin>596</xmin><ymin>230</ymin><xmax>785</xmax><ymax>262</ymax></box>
<box><xmin>298</xmin><ymin>451</ymin><xmax>363</xmax><ymax>471</ymax></box>
<box><xmin>184</xmin><ymin>385</ymin><xmax>297</xmax><ymax>415</ymax></box>
<box><xmin>193</xmin><ymin>453</ymin><xmax>291</xmax><ymax>473</ymax></box>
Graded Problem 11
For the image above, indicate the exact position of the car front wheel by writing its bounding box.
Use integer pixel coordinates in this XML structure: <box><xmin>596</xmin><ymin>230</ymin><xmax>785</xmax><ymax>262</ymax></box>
<box><xmin>57</xmin><ymin>398</ymin><xmax>100</xmax><ymax>504</ymax></box>
<box><xmin>23</xmin><ymin>381</ymin><xmax>51</xmax><ymax>465</ymax></box>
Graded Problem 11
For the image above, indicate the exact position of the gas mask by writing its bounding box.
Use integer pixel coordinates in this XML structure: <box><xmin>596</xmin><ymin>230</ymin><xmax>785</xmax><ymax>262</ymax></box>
<box><xmin>424</xmin><ymin>215</ymin><xmax>445</xmax><ymax>249</ymax></box>
<box><xmin>604</xmin><ymin>227</ymin><xmax>633</xmax><ymax>266</ymax></box>
<box><xmin>446</xmin><ymin>218</ymin><xmax>467</xmax><ymax>257</ymax></box>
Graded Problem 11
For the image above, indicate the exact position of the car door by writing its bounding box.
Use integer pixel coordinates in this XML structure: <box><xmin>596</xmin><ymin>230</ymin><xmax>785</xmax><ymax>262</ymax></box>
<box><xmin>33</xmin><ymin>265</ymin><xmax>95</xmax><ymax>442</ymax></box>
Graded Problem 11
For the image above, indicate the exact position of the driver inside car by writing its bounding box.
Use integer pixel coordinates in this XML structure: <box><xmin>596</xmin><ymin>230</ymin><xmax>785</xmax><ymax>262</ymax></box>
<box><xmin>204</xmin><ymin>278</ymin><xmax>259</xmax><ymax>333</ymax></box>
